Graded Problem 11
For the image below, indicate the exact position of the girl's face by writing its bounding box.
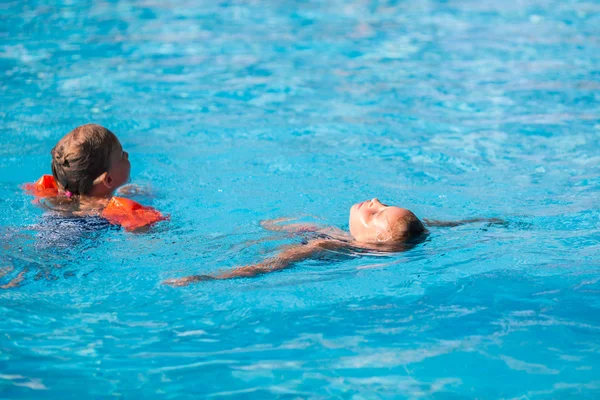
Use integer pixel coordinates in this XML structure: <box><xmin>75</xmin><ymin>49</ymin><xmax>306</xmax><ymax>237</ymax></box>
<box><xmin>107</xmin><ymin>141</ymin><xmax>130</xmax><ymax>191</ymax></box>
<box><xmin>349</xmin><ymin>198</ymin><xmax>413</xmax><ymax>243</ymax></box>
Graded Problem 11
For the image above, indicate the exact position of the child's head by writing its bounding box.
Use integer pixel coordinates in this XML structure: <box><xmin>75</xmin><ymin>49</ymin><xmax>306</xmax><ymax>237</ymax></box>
<box><xmin>349</xmin><ymin>198</ymin><xmax>426</xmax><ymax>245</ymax></box>
<box><xmin>51</xmin><ymin>124</ymin><xmax>130</xmax><ymax>197</ymax></box>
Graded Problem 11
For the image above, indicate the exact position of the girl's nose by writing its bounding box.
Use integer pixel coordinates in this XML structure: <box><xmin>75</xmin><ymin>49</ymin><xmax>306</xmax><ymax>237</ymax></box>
<box><xmin>124</xmin><ymin>151</ymin><xmax>129</xmax><ymax>160</ymax></box>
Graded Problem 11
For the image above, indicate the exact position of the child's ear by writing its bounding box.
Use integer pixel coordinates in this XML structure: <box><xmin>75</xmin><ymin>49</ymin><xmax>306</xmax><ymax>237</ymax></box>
<box><xmin>93</xmin><ymin>172</ymin><xmax>113</xmax><ymax>188</ymax></box>
<box><xmin>376</xmin><ymin>229</ymin><xmax>391</xmax><ymax>243</ymax></box>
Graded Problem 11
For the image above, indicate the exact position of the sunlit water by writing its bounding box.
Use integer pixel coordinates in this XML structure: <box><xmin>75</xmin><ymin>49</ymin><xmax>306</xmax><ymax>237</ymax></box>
<box><xmin>1</xmin><ymin>0</ymin><xmax>599</xmax><ymax>398</ymax></box>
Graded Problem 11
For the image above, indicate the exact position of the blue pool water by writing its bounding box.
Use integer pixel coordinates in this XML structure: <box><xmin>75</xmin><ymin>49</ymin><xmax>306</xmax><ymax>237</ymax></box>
<box><xmin>1</xmin><ymin>0</ymin><xmax>599</xmax><ymax>397</ymax></box>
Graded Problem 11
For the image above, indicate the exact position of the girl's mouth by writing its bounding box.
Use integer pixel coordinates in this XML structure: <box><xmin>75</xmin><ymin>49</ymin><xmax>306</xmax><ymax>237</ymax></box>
<box><xmin>357</xmin><ymin>201</ymin><xmax>365</xmax><ymax>209</ymax></box>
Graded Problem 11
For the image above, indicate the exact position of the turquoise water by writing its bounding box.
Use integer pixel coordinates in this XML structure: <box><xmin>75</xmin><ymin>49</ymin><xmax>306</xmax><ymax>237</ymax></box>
<box><xmin>1</xmin><ymin>0</ymin><xmax>600</xmax><ymax>397</ymax></box>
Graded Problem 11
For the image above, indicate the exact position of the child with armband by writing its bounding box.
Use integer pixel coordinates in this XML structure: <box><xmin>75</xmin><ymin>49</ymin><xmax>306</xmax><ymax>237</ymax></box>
<box><xmin>165</xmin><ymin>198</ymin><xmax>502</xmax><ymax>285</ymax></box>
<box><xmin>24</xmin><ymin>123</ymin><xmax>166</xmax><ymax>231</ymax></box>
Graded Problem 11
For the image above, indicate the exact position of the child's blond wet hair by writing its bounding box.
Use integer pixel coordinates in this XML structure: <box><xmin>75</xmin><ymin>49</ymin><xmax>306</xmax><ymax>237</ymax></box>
<box><xmin>388</xmin><ymin>211</ymin><xmax>426</xmax><ymax>242</ymax></box>
<box><xmin>51</xmin><ymin>124</ymin><xmax>119</xmax><ymax>196</ymax></box>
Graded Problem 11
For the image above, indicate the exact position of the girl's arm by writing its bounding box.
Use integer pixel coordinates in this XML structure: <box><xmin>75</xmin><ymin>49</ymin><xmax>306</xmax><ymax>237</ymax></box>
<box><xmin>260</xmin><ymin>217</ymin><xmax>320</xmax><ymax>233</ymax></box>
<box><xmin>164</xmin><ymin>239</ymin><xmax>344</xmax><ymax>286</ymax></box>
<box><xmin>423</xmin><ymin>217</ymin><xmax>504</xmax><ymax>227</ymax></box>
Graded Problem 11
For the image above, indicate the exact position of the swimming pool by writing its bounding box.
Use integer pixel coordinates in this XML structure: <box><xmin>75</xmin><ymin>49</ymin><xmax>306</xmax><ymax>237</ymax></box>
<box><xmin>1</xmin><ymin>0</ymin><xmax>599</xmax><ymax>397</ymax></box>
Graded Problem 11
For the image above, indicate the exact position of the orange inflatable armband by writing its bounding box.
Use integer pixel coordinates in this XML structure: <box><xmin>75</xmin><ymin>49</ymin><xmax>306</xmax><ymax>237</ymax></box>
<box><xmin>23</xmin><ymin>174</ymin><xmax>59</xmax><ymax>197</ymax></box>
<box><xmin>101</xmin><ymin>196</ymin><xmax>167</xmax><ymax>231</ymax></box>
<box><xmin>25</xmin><ymin>175</ymin><xmax>166</xmax><ymax>231</ymax></box>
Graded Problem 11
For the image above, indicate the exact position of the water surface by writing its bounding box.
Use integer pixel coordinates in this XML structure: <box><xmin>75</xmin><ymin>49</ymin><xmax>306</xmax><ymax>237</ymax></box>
<box><xmin>1</xmin><ymin>0</ymin><xmax>599</xmax><ymax>398</ymax></box>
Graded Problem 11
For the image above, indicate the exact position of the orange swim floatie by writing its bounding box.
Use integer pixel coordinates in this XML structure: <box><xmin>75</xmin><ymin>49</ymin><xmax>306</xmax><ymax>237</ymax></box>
<box><xmin>24</xmin><ymin>175</ymin><xmax>166</xmax><ymax>231</ymax></box>
<box><xmin>101</xmin><ymin>196</ymin><xmax>167</xmax><ymax>231</ymax></box>
<box><xmin>23</xmin><ymin>174</ymin><xmax>59</xmax><ymax>197</ymax></box>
